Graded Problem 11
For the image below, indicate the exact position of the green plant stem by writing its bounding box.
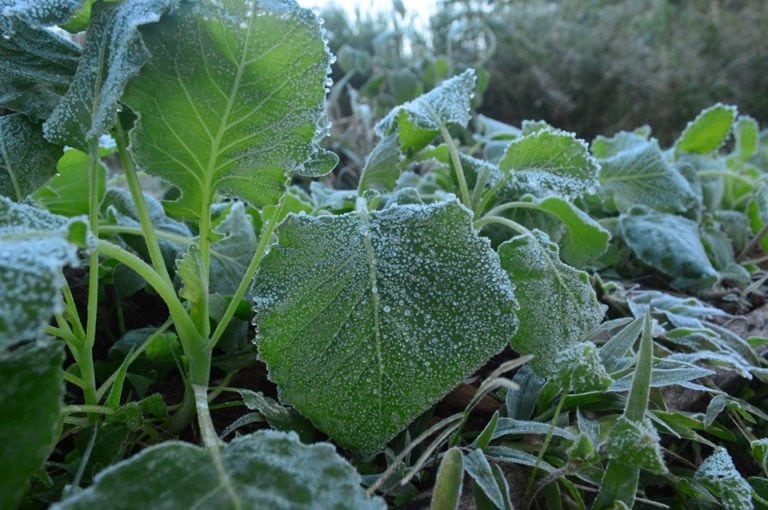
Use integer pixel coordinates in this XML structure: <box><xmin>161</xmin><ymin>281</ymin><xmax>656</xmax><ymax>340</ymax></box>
<box><xmin>113</xmin><ymin>122</ymin><xmax>173</xmax><ymax>288</ymax></box>
<box><xmin>96</xmin><ymin>239</ymin><xmax>202</xmax><ymax>352</ymax></box>
<box><xmin>698</xmin><ymin>169</ymin><xmax>754</xmax><ymax>187</ymax></box>
<box><xmin>739</xmin><ymin>223</ymin><xmax>768</xmax><ymax>260</ymax></box>
<box><xmin>473</xmin><ymin>214</ymin><xmax>530</xmax><ymax>235</ymax></box>
<box><xmin>208</xmin><ymin>185</ymin><xmax>289</xmax><ymax>349</ymax></box>
<box><xmin>62</xmin><ymin>283</ymin><xmax>85</xmax><ymax>339</ymax></box>
<box><xmin>63</xmin><ymin>405</ymin><xmax>116</xmax><ymax>416</ymax></box>
<box><xmin>427</xmin><ymin>105</ymin><xmax>472</xmax><ymax>208</ymax></box>
<box><xmin>481</xmin><ymin>200</ymin><xmax>536</xmax><ymax>219</ymax></box>
<box><xmin>80</xmin><ymin>138</ymin><xmax>102</xmax><ymax>406</ymax></box>
<box><xmin>524</xmin><ymin>390</ymin><xmax>566</xmax><ymax>505</ymax></box>
<box><xmin>100</xmin><ymin>225</ymin><xmax>193</xmax><ymax>246</ymax></box>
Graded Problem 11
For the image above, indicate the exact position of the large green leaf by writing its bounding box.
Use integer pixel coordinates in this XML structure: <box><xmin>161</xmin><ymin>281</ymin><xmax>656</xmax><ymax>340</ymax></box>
<box><xmin>0</xmin><ymin>339</ymin><xmax>63</xmax><ymax>509</ymax></box>
<box><xmin>498</xmin><ymin>230</ymin><xmax>605</xmax><ymax>377</ymax></box>
<box><xmin>599</xmin><ymin>139</ymin><xmax>697</xmax><ymax>213</ymax></box>
<box><xmin>675</xmin><ymin>103</ymin><xmax>737</xmax><ymax>155</ymax></box>
<box><xmin>253</xmin><ymin>200</ymin><xmax>518</xmax><ymax>455</ymax></box>
<box><xmin>122</xmin><ymin>0</ymin><xmax>335</xmax><ymax>219</ymax></box>
<box><xmin>54</xmin><ymin>430</ymin><xmax>385</xmax><ymax>510</ymax></box>
<box><xmin>619</xmin><ymin>207</ymin><xmax>718</xmax><ymax>290</ymax></box>
<box><xmin>0</xmin><ymin>20</ymin><xmax>80</xmax><ymax>119</ymax></box>
<box><xmin>0</xmin><ymin>197</ymin><xmax>86</xmax><ymax>346</ymax></box>
<box><xmin>44</xmin><ymin>0</ymin><xmax>175</xmax><ymax>149</ymax></box>
<box><xmin>375</xmin><ymin>69</ymin><xmax>476</xmax><ymax>152</ymax></box>
<box><xmin>498</xmin><ymin>128</ymin><xmax>600</xmax><ymax>200</ymax></box>
<box><xmin>0</xmin><ymin>113</ymin><xmax>62</xmax><ymax>201</ymax></box>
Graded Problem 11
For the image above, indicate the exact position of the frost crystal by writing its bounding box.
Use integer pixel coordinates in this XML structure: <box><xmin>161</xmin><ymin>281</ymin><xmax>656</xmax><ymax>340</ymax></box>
<box><xmin>554</xmin><ymin>341</ymin><xmax>612</xmax><ymax>392</ymax></box>
<box><xmin>604</xmin><ymin>417</ymin><xmax>667</xmax><ymax>474</ymax></box>
<box><xmin>694</xmin><ymin>447</ymin><xmax>753</xmax><ymax>510</ymax></box>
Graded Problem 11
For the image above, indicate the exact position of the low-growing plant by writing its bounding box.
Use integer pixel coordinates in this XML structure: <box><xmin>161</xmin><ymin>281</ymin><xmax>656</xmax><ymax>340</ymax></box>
<box><xmin>2</xmin><ymin>0</ymin><xmax>768</xmax><ymax>508</ymax></box>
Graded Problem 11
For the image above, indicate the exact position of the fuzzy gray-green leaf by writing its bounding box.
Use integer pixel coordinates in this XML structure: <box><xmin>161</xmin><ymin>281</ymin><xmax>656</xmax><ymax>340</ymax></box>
<box><xmin>44</xmin><ymin>0</ymin><xmax>175</xmax><ymax>149</ymax></box>
<box><xmin>694</xmin><ymin>447</ymin><xmax>753</xmax><ymax>510</ymax></box>
<box><xmin>123</xmin><ymin>0</ymin><xmax>334</xmax><ymax>219</ymax></box>
<box><xmin>619</xmin><ymin>207</ymin><xmax>718</xmax><ymax>290</ymax></box>
<box><xmin>498</xmin><ymin>229</ymin><xmax>605</xmax><ymax>376</ymax></box>
<box><xmin>0</xmin><ymin>20</ymin><xmax>80</xmax><ymax>119</ymax></box>
<box><xmin>54</xmin><ymin>431</ymin><xmax>385</xmax><ymax>510</ymax></box>
<box><xmin>0</xmin><ymin>339</ymin><xmax>63</xmax><ymax>509</ymax></box>
<box><xmin>0</xmin><ymin>113</ymin><xmax>62</xmax><ymax>201</ymax></box>
<box><xmin>0</xmin><ymin>197</ymin><xmax>85</xmax><ymax>346</ymax></box>
<box><xmin>253</xmin><ymin>200</ymin><xmax>518</xmax><ymax>455</ymax></box>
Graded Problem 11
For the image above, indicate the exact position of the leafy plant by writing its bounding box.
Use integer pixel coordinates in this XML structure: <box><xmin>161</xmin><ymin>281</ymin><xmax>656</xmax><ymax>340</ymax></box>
<box><xmin>1</xmin><ymin>0</ymin><xmax>767</xmax><ymax>508</ymax></box>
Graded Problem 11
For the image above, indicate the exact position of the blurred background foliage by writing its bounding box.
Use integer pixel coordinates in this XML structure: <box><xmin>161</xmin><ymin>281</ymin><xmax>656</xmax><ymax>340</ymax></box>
<box><xmin>320</xmin><ymin>0</ymin><xmax>768</xmax><ymax>145</ymax></box>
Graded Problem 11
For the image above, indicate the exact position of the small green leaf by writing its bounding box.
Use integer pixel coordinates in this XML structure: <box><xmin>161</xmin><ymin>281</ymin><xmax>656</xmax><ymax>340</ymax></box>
<box><xmin>732</xmin><ymin>116</ymin><xmax>760</xmax><ymax>161</ymax></box>
<box><xmin>0</xmin><ymin>339</ymin><xmax>63</xmax><ymax>510</ymax></box>
<box><xmin>591</xmin><ymin>130</ymin><xmax>648</xmax><ymax>159</ymax></box>
<box><xmin>209</xmin><ymin>202</ymin><xmax>257</xmax><ymax>296</ymax></box>
<box><xmin>675</xmin><ymin>104</ymin><xmax>738</xmax><ymax>155</ymax></box>
<box><xmin>498</xmin><ymin>229</ymin><xmax>605</xmax><ymax>377</ymax></box>
<box><xmin>431</xmin><ymin>447</ymin><xmax>464</xmax><ymax>510</ymax></box>
<box><xmin>498</xmin><ymin>128</ymin><xmax>600</xmax><ymax>200</ymax></box>
<box><xmin>599</xmin><ymin>139</ymin><xmax>697</xmax><ymax>213</ymax></box>
<box><xmin>54</xmin><ymin>431</ymin><xmax>385</xmax><ymax>510</ymax></box>
<box><xmin>33</xmin><ymin>149</ymin><xmax>105</xmax><ymax>216</ymax></box>
<box><xmin>358</xmin><ymin>133</ymin><xmax>404</xmax><ymax>193</ymax></box>
<box><xmin>44</xmin><ymin>0</ymin><xmax>175</xmax><ymax>149</ymax></box>
<box><xmin>605</xmin><ymin>417</ymin><xmax>667</xmax><ymax>474</ymax></box>
<box><xmin>694</xmin><ymin>447</ymin><xmax>753</xmax><ymax>510</ymax></box>
<box><xmin>0</xmin><ymin>197</ymin><xmax>85</xmax><ymax>346</ymax></box>
<box><xmin>253</xmin><ymin>200</ymin><xmax>518</xmax><ymax>455</ymax></box>
<box><xmin>0</xmin><ymin>20</ymin><xmax>80</xmax><ymax>118</ymax></box>
<box><xmin>375</xmin><ymin>69</ymin><xmax>476</xmax><ymax>152</ymax></box>
<box><xmin>464</xmin><ymin>449</ymin><xmax>506</xmax><ymax>510</ymax></box>
<box><xmin>123</xmin><ymin>0</ymin><xmax>334</xmax><ymax>219</ymax></box>
<box><xmin>0</xmin><ymin>113</ymin><xmax>62</xmax><ymax>201</ymax></box>
<box><xmin>619</xmin><ymin>207</ymin><xmax>718</xmax><ymax>290</ymax></box>
<box><xmin>553</xmin><ymin>341</ymin><xmax>612</xmax><ymax>392</ymax></box>
<box><xmin>752</xmin><ymin>439</ymin><xmax>768</xmax><ymax>471</ymax></box>
<box><xmin>526</xmin><ymin>196</ymin><xmax>611</xmax><ymax>266</ymax></box>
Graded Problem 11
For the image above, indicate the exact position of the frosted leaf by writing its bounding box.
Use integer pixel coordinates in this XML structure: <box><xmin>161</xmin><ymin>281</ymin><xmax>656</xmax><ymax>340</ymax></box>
<box><xmin>375</xmin><ymin>69</ymin><xmax>476</xmax><ymax>152</ymax></box>
<box><xmin>0</xmin><ymin>197</ymin><xmax>86</xmax><ymax>347</ymax></box>
<box><xmin>358</xmin><ymin>133</ymin><xmax>404</xmax><ymax>193</ymax></box>
<box><xmin>0</xmin><ymin>21</ymin><xmax>80</xmax><ymax>119</ymax></box>
<box><xmin>694</xmin><ymin>447</ymin><xmax>753</xmax><ymax>510</ymax></box>
<box><xmin>591</xmin><ymin>130</ymin><xmax>648</xmax><ymax>159</ymax></box>
<box><xmin>732</xmin><ymin>116</ymin><xmax>759</xmax><ymax>162</ymax></box>
<box><xmin>0</xmin><ymin>0</ymin><xmax>82</xmax><ymax>33</ymax></box>
<box><xmin>253</xmin><ymin>200</ymin><xmax>518</xmax><ymax>455</ymax></box>
<box><xmin>599</xmin><ymin>139</ymin><xmax>697</xmax><ymax>213</ymax></box>
<box><xmin>122</xmin><ymin>0</ymin><xmax>334</xmax><ymax>219</ymax></box>
<box><xmin>209</xmin><ymin>202</ymin><xmax>257</xmax><ymax>296</ymax></box>
<box><xmin>525</xmin><ymin>196</ymin><xmax>610</xmax><ymax>266</ymax></box>
<box><xmin>619</xmin><ymin>207</ymin><xmax>718</xmax><ymax>290</ymax></box>
<box><xmin>44</xmin><ymin>0</ymin><xmax>176</xmax><ymax>150</ymax></box>
<box><xmin>0</xmin><ymin>339</ymin><xmax>63</xmax><ymax>510</ymax></box>
<box><xmin>464</xmin><ymin>449</ymin><xmax>506</xmax><ymax>510</ymax></box>
<box><xmin>604</xmin><ymin>417</ymin><xmax>667</xmax><ymax>474</ymax></box>
<box><xmin>498</xmin><ymin>128</ymin><xmax>600</xmax><ymax>200</ymax></box>
<box><xmin>553</xmin><ymin>341</ymin><xmax>612</xmax><ymax>392</ymax></box>
<box><xmin>53</xmin><ymin>430</ymin><xmax>385</xmax><ymax>510</ymax></box>
<box><xmin>498</xmin><ymin>229</ymin><xmax>605</xmax><ymax>377</ymax></box>
<box><xmin>751</xmin><ymin>438</ymin><xmax>768</xmax><ymax>471</ymax></box>
<box><xmin>0</xmin><ymin>113</ymin><xmax>62</xmax><ymax>201</ymax></box>
<box><xmin>675</xmin><ymin>104</ymin><xmax>738</xmax><ymax>155</ymax></box>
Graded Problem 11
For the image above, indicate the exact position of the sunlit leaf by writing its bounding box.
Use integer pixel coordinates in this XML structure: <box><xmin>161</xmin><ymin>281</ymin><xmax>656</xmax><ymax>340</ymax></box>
<box><xmin>123</xmin><ymin>0</ymin><xmax>335</xmax><ymax>219</ymax></box>
<box><xmin>675</xmin><ymin>104</ymin><xmax>737</xmax><ymax>155</ymax></box>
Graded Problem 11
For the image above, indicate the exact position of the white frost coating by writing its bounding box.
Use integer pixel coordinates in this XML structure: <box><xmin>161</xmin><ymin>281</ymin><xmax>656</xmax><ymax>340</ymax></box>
<box><xmin>0</xmin><ymin>197</ymin><xmax>84</xmax><ymax>346</ymax></box>
<box><xmin>605</xmin><ymin>417</ymin><xmax>667</xmax><ymax>474</ymax></box>
<box><xmin>694</xmin><ymin>447</ymin><xmax>753</xmax><ymax>510</ymax></box>
<box><xmin>498</xmin><ymin>127</ymin><xmax>600</xmax><ymax>200</ymax></box>
<box><xmin>53</xmin><ymin>430</ymin><xmax>385</xmax><ymax>510</ymax></box>
<box><xmin>253</xmin><ymin>198</ymin><xmax>518</xmax><ymax>454</ymax></box>
<box><xmin>375</xmin><ymin>69</ymin><xmax>477</xmax><ymax>139</ymax></box>
<box><xmin>554</xmin><ymin>341</ymin><xmax>612</xmax><ymax>392</ymax></box>
<box><xmin>0</xmin><ymin>0</ymin><xmax>81</xmax><ymax>33</ymax></box>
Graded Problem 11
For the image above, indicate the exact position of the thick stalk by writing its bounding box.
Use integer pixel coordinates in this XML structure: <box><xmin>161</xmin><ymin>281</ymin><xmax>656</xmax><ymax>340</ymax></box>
<box><xmin>169</xmin><ymin>343</ymin><xmax>213</xmax><ymax>435</ymax></box>
<box><xmin>473</xmin><ymin>214</ymin><xmax>530</xmax><ymax>235</ymax></box>
<box><xmin>113</xmin><ymin>122</ymin><xmax>173</xmax><ymax>287</ymax></box>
